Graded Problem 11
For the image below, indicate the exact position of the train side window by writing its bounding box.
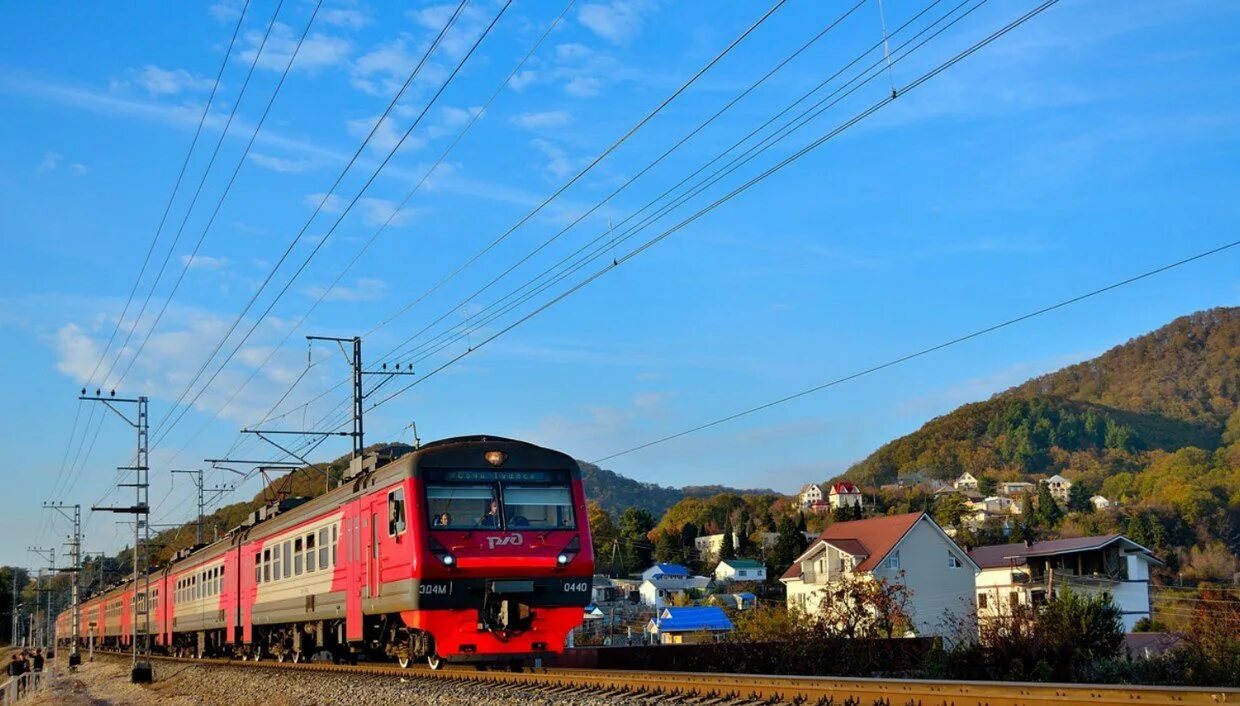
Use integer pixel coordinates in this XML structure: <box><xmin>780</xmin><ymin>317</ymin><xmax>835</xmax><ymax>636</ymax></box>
<box><xmin>332</xmin><ymin>525</ymin><xmax>338</xmax><ymax>566</ymax></box>
<box><xmin>295</xmin><ymin>538</ymin><xmax>304</xmax><ymax>576</ymax></box>
<box><xmin>320</xmin><ymin>528</ymin><xmax>330</xmax><ymax>569</ymax></box>
<box><xmin>388</xmin><ymin>488</ymin><xmax>407</xmax><ymax>536</ymax></box>
<box><xmin>263</xmin><ymin>548</ymin><xmax>271</xmax><ymax>583</ymax></box>
<box><xmin>306</xmin><ymin>534</ymin><xmax>317</xmax><ymax>572</ymax></box>
<box><xmin>284</xmin><ymin>540</ymin><xmax>292</xmax><ymax>579</ymax></box>
<box><xmin>254</xmin><ymin>553</ymin><xmax>262</xmax><ymax>585</ymax></box>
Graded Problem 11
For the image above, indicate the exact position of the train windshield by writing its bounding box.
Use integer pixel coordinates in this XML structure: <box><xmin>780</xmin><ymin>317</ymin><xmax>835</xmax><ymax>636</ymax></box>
<box><xmin>427</xmin><ymin>484</ymin><xmax>499</xmax><ymax>530</ymax></box>
<box><xmin>424</xmin><ymin>470</ymin><xmax>576</xmax><ymax>531</ymax></box>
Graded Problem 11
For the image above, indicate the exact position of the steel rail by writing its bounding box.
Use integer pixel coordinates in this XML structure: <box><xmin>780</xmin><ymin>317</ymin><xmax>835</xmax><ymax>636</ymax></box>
<box><xmin>88</xmin><ymin>651</ymin><xmax>1240</xmax><ymax>705</ymax></box>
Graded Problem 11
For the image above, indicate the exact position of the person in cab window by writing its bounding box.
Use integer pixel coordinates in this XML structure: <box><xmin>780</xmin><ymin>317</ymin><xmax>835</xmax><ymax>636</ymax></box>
<box><xmin>434</xmin><ymin>513</ymin><xmax>451</xmax><ymax>527</ymax></box>
<box><xmin>480</xmin><ymin>500</ymin><xmax>500</xmax><ymax>527</ymax></box>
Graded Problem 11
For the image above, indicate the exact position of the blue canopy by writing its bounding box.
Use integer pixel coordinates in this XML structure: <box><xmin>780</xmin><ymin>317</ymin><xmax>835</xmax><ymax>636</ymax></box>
<box><xmin>656</xmin><ymin>606</ymin><xmax>733</xmax><ymax>633</ymax></box>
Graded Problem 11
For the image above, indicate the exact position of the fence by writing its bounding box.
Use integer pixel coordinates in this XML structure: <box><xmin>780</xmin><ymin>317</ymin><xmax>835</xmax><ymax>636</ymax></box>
<box><xmin>0</xmin><ymin>669</ymin><xmax>47</xmax><ymax>704</ymax></box>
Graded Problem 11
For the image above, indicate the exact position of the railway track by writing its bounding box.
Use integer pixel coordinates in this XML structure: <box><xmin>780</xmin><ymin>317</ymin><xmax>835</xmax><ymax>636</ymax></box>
<box><xmin>85</xmin><ymin>650</ymin><xmax>1240</xmax><ymax>705</ymax></box>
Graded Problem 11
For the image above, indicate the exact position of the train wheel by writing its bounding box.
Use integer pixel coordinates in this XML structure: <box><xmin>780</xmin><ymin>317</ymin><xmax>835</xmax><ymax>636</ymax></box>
<box><xmin>291</xmin><ymin>651</ymin><xmax>302</xmax><ymax>664</ymax></box>
<box><xmin>397</xmin><ymin>654</ymin><xmax>411</xmax><ymax>669</ymax></box>
<box><xmin>427</xmin><ymin>653</ymin><xmax>443</xmax><ymax>670</ymax></box>
<box><xmin>276</xmin><ymin>651</ymin><xmax>287</xmax><ymax>663</ymax></box>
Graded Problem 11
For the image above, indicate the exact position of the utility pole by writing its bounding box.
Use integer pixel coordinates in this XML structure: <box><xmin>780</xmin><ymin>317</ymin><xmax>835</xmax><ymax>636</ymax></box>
<box><xmin>244</xmin><ymin>335</ymin><xmax>414</xmax><ymax>488</ymax></box>
<box><xmin>81</xmin><ymin>389</ymin><xmax>152</xmax><ymax>683</ymax></box>
<box><xmin>170</xmin><ymin>470</ymin><xmax>230</xmax><ymax>545</ymax></box>
<box><xmin>27</xmin><ymin>547</ymin><xmax>54</xmax><ymax>649</ymax></box>
<box><xmin>45</xmin><ymin>502</ymin><xmax>82</xmax><ymax>666</ymax></box>
<box><xmin>9</xmin><ymin>569</ymin><xmax>16</xmax><ymax>647</ymax></box>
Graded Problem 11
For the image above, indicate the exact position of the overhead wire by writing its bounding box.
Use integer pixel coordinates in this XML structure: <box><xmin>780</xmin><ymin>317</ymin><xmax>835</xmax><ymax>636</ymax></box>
<box><xmin>111</xmin><ymin>0</ymin><xmax>297</xmax><ymax>388</ymax></box>
<box><xmin>592</xmin><ymin>238</ymin><xmax>1240</xmax><ymax>463</ymax></box>
<box><xmin>156</xmin><ymin>0</ymin><xmax>580</xmax><ymax>478</ymax></box>
<box><xmin>361</xmin><ymin>0</ymin><xmax>1014</xmax><ymax>416</ymax></box>
<box><xmin>380</xmin><ymin>0</ymin><xmax>961</xmax><ymax>372</ymax></box>
<box><xmin>145</xmin><ymin>0</ymin><xmax>479</xmax><ymax>451</ymax></box>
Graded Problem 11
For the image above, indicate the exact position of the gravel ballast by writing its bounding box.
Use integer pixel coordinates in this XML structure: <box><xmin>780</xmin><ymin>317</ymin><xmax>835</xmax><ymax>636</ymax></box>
<box><xmin>31</xmin><ymin>658</ymin><xmax>645</xmax><ymax>706</ymax></box>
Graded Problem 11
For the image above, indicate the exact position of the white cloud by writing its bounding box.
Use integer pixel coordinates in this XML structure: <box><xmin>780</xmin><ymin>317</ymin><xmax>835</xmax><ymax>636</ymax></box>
<box><xmin>131</xmin><ymin>65</ymin><xmax>212</xmax><ymax>96</ymax></box>
<box><xmin>577</xmin><ymin>1</ymin><xmax>652</xmax><ymax>45</ymax></box>
<box><xmin>409</xmin><ymin>4</ymin><xmax>458</xmax><ymax>31</ymax></box>
<box><xmin>303</xmin><ymin>277</ymin><xmax>388</xmax><ymax>302</ymax></box>
<box><xmin>351</xmin><ymin>38</ymin><xmax>417</xmax><ymax>96</ymax></box>
<box><xmin>345</xmin><ymin>114</ymin><xmax>422</xmax><ymax>153</ymax></box>
<box><xmin>54</xmin><ymin>323</ymin><xmax>105</xmax><ymax>385</ymax></box>
<box><xmin>564</xmin><ymin>76</ymin><xmax>603</xmax><ymax>97</ymax></box>
<box><xmin>320</xmin><ymin>7</ymin><xmax>370</xmax><ymax>29</ymax></box>
<box><xmin>358</xmin><ymin>197</ymin><xmax>416</xmax><ymax>227</ymax></box>
<box><xmin>240</xmin><ymin>23</ymin><xmax>350</xmax><ymax>72</ymax></box>
<box><xmin>210</xmin><ymin>0</ymin><xmax>243</xmax><ymax>21</ymax></box>
<box><xmin>37</xmin><ymin>152</ymin><xmax>61</xmax><ymax>173</ymax></box>
<box><xmin>249</xmin><ymin>152</ymin><xmax>315</xmax><ymax>173</ymax></box>
<box><xmin>510</xmin><ymin>110</ymin><xmax>574</xmax><ymax>130</ymax></box>
<box><xmin>508</xmin><ymin>70</ymin><xmax>537</xmax><ymax>91</ymax></box>
<box><xmin>179</xmin><ymin>254</ymin><xmax>231</xmax><ymax>270</ymax></box>
<box><xmin>303</xmin><ymin>192</ymin><xmax>347</xmax><ymax>213</ymax></box>
<box><xmin>531</xmin><ymin>139</ymin><xmax>574</xmax><ymax>178</ymax></box>
<box><xmin>69</xmin><ymin>163</ymin><xmax>88</xmax><ymax>176</ymax></box>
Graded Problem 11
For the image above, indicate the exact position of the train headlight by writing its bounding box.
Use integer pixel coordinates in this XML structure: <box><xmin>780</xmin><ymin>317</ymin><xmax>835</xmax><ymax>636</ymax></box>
<box><xmin>556</xmin><ymin>553</ymin><xmax>570</xmax><ymax>566</ymax></box>
<box><xmin>484</xmin><ymin>450</ymin><xmax>507</xmax><ymax>466</ymax></box>
<box><xmin>441</xmin><ymin>554</ymin><xmax>456</xmax><ymax>567</ymax></box>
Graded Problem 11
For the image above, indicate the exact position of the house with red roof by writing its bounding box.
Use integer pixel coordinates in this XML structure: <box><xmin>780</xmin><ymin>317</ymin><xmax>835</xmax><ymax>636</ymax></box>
<box><xmin>968</xmin><ymin>534</ymin><xmax>1162</xmax><ymax>631</ymax></box>
<box><xmin>780</xmin><ymin>512</ymin><xmax>978</xmax><ymax>637</ymax></box>
<box><xmin>826</xmin><ymin>481</ymin><xmax>862</xmax><ymax>510</ymax></box>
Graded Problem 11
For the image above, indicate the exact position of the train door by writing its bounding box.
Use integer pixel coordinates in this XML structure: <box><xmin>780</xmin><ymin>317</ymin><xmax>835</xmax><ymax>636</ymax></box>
<box><xmin>368</xmin><ymin>505</ymin><xmax>380</xmax><ymax>598</ymax></box>
<box><xmin>345</xmin><ymin>501</ymin><xmax>364</xmax><ymax>641</ymax></box>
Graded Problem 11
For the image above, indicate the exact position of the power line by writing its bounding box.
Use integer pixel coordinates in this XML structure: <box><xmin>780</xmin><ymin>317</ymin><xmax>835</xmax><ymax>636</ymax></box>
<box><xmin>382</xmin><ymin>0</ymin><xmax>965</xmax><ymax>372</ymax></box>
<box><xmin>110</xmin><ymin>0</ymin><xmax>298</xmax><ymax>388</ymax></box>
<box><xmin>155</xmin><ymin>0</ymin><xmax>580</xmax><ymax>479</ymax></box>
<box><xmin>593</xmin><ymin>238</ymin><xmax>1240</xmax><ymax>463</ymax></box>
<box><xmin>145</xmin><ymin>0</ymin><xmax>477</xmax><ymax>450</ymax></box>
<box><xmin>363</xmin><ymin>0</ymin><xmax>1024</xmax><ymax>417</ymax></box>
<box><xmin>82</xmin><ymin>0</ymin><xmax>253</xmax><ymax>392</ymax></box>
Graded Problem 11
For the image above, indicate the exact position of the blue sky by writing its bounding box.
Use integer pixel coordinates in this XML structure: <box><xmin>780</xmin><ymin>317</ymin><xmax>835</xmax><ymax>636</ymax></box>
<box><xmin>2</xmin><ymin>0</ymin><xmax>1238</xmax><ymax>565</ymax></box>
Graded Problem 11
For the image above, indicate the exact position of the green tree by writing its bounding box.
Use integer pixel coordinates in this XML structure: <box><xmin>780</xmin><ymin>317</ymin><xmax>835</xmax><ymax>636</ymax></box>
<box><xmin>934</xmin><ymin>493</ymin><xmax>972</xmax><ymax>528</ymax></box>
<box><xmin>653</xmin><ymin>531</ymin><xmax>680</xmax><ymax>564</ymax></box>
<box><xmin>1036</xmin><ymin>483</ymin><xmax>1063</xmax><ymax>527</ymax></box>
<box><xmin>770</xmin><ymin>516</ymin><xmax>808</xmax><ymax>575</ymax></box>
<box><xmin>1126</xmin><ymin>512</ymin><xmax>1151</xmax><ymax>547</ymax></box>
<box><xmin>586</xmin><ymin>501</ymin><xmax>617</xmax><ymax>570</ymax></box>
<box><xmin>618</xmin><ymin>507</ymin><xmax>656</xmax><ymax>574</ymax></box>
<box><xmin>736</xmin><ymin>510</ymin><xmax>754</xmax><ymax>556</ymax></box>
<box><xmin>719</xmin><ymin>516</ymin><xmax>736</xmax><ymax>561</ymax></box>
<box><xmin>1066</xmin><ymin>483</ymin><xmax>1093</xmax><ymax>514</ymax></box>
<box><xmin>977</xmin><ymin>475</ymin><xmax>997</xmax><ymax>496</ymax></box>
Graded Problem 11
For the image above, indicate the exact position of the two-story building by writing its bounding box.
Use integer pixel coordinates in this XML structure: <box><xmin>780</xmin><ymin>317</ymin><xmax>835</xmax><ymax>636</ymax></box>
<box><xmin>954</xmin><ymin>472</ymin><xmax>980</xmax><ymax>492</ymax></box>
<box><xmin>780</xmin><ymin>512</ymin><xmax>978</xmax><ymax>637</ymax></box>
<box><xmin>998</xmin><ymin>481</ymin><xmax>1035</xmax><ymax>497</ymax></box>
<box><xmin>827</xmin><ymin>481</ymin><xmax>863</xmax><ymax>509</ymax></box>
<box><xmin>639</xmin><ymin>563</ymin><xmax>710</xmax><ymax>608</ymax></box>
<box><xmin>694</xmin><ymin>531</ymin><xmax>779</xmax><ymax>563</ymax></box>
<box><xmin>799</xmin><ymin>483</ymin><xmax>825</xmax><ymax>508</ymax></box>
<box><xmin>1041</xmin><ymin>474</ymin><xmax>1073</xmax><ymax>503</ymax></box>
<box><xmin>968</xmin><ymin>534</ymin><xmax>1162</xmax><ymax>631</ymax></box>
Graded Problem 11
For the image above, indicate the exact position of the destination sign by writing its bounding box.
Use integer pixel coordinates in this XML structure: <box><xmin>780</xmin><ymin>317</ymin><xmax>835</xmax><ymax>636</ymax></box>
<box><xmin>429</xmin><ymin>469</ymin><xmax>563</xmax><ymax>483</ymax></box>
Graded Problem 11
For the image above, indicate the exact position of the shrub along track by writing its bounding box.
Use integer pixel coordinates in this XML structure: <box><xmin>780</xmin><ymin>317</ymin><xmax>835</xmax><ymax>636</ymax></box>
<box><xmin>88</xmin><ymin>651</ymin><xmax>1239</xmax><ymax>705</ymax></box>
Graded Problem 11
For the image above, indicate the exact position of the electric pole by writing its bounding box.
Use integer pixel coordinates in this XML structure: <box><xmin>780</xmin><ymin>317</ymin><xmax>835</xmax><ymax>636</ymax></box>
<box><xmin>170</xmin><ymin>470</ymin><xmax>230</xmax><ymax>545</ymax></box>
<box><xmin>45</xmin><ymin>502</ymin><xmax>82</xmax><ymax>665</ymax></box>
<box><xmin>27</xmin><ymin>547</ymin><xmax>53</xmax><ymax>649</ymax></box>
<box><xmin>81</xmin><ymin>389</ymin><xmax>152</xmax><ymax>682</ymax></box>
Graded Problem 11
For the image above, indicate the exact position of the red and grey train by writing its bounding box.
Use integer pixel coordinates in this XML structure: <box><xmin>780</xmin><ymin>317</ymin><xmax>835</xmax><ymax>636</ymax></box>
<box><xmin>56</xmin><ymin>436</ymin><xmax>594</xmax><ymax>667</ymax></box>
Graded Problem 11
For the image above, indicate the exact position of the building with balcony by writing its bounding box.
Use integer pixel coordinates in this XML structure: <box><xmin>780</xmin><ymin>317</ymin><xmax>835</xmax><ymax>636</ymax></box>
<box><xmin>968</xmin><ymin>534</ymin><xmax>1163</xmax><ymax>631</ymax></box>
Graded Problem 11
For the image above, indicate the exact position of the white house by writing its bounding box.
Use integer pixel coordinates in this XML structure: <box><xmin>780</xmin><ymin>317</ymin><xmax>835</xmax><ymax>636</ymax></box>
<box><xmin>694</xmin><ymin>532</ymin><xmax>779</xmax><ymax>562</ymax></box>
<box><xmin>1041</xmin><ymin>474</ymin><xmax>1073</xmax><ymax>503</ymax></box>
<box><xmin>954</xmin><ymin>472</ymin><xmax>980</xmax><ymax>492</ymax></box>
<box><xmin>714</xmin><ymin>558</ymin><xmax>766</xmax><ymax>583</ymax></box>
<box><xmin>780</xmin><ymin>512</ymin><xmax>978</xmax><ymax>637</ymax></box>
<box><xmin>639</xmin><ymin>563</ymin><xmax>711</xmax><ymax>608</ymax></box>
<box><xmin>1091</xmin><ymin>495</ymin><xmax>1113</xmax><ymax>510</ymax></box>
<box><xmin>799</xmin><ymin>483</ymin><xmax>824</xmax><ymax>508</ymax></box>
<box><xmin>969</xmin><ymin>534</ymin><xmax>1163</xmax><ymax>632</ymax></box>
<box><xmin>998</xmin><ymin>481</ymin><xmax>1035</xmax><ymax>497</ymax></box>
<box><xmin>827</xmin><ymin>481</ymin><xmax>863</xmax><ymax>509</ymax></box>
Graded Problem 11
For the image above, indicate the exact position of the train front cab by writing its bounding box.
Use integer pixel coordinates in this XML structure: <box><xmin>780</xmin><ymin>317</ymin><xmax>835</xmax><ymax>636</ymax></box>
<box><xmin>392</xmin><ymin>437</ymin><xmax>594</xmax><ymax>666</ymax></box>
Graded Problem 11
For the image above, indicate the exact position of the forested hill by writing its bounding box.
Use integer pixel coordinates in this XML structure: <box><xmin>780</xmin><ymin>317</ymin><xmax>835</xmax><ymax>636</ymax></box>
<box><xmin>580</xmin><ymin>461</ymin><xmax>776</xmax><ymax>518</ymax></box>
<box><xmin>846</xmin><ymin>307</ymin><xmax>1240</xmax><ymax>486</ymax></box>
